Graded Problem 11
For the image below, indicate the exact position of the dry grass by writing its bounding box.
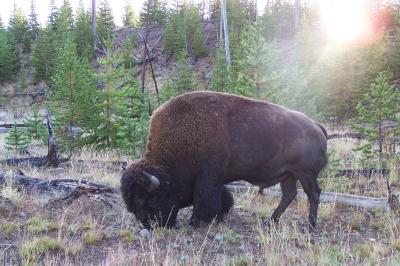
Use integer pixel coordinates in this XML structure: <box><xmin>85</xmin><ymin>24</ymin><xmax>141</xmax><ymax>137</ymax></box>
<box><xmin>1</xmin><ymin>129</ymin><xmax>399</xmax><ymax>265</ymax></box>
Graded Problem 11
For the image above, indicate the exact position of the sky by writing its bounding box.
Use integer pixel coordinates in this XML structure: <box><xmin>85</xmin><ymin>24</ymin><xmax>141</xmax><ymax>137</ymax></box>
<box><xmin>0</xmin><ymin>0</ymin><xmax>147</xmax><ymax>27</ymax></box>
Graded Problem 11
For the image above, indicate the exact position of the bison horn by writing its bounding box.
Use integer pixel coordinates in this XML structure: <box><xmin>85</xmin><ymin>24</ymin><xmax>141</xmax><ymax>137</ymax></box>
<box><xmin>142</xmin><ymin>170</ymin><xmax>160</xmax><ymax>191</ymax></box>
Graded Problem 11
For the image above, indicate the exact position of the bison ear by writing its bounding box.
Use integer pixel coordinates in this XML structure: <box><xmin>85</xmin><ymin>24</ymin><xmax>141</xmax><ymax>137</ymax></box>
<box><xmin>142</xmin><ymin>170</ymin><xmax>160</xmax><ymax>192</ymax></box>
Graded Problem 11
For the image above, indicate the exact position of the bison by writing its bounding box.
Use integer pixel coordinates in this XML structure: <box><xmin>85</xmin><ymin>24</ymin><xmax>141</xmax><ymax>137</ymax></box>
<box><xmin>121</xmin><ymin>91</ymin><xmax>328</xmax><ymax>229</ymax></box>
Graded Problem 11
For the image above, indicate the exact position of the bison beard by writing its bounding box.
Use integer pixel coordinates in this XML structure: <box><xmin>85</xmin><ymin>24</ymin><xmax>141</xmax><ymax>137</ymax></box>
<box><xmin>121</xmin><ymin>91</ymin><xmax>328</xmax><ymax>229</ymax></box>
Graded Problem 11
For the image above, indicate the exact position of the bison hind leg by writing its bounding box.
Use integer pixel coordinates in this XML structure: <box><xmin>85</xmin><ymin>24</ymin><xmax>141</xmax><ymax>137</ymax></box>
<box><xmin>264</xmin><ymin>176</ymin><xmax>297</xmax><ymax>227</ymax></box>
<box><xmin>297</xmin><ymin>171</ymin><xmax>321</xmax><ymax>230</ymax></box>
<box><xmin>216</xmin><ymin>186</ymin><xmax>234</xmax><ymax>223</ymax></box>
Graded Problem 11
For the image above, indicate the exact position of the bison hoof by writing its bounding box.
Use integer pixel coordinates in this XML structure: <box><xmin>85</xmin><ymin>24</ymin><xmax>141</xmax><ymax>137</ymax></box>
<box><xmin>262</xmin><ymin>218</ymin><xmax>278</xmax><ymax>228</ymax></box>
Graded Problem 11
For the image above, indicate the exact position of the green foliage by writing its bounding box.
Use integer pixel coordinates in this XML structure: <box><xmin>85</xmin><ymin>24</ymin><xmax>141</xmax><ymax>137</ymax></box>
<box><xmin>120</xmin><ymin>34</ymin><xmax>136</xmax><ymax>69</ymax></box>
<box><xmin>232</xmin><ymin>22</ymin><xmax>283</xmax><ymax>102</ymax></box>
<box><xmin>262</xmin><ymin>1</ymin><xmax>296</xmax><ymax>40</ymax></box>
<box><xmin>28</xmin><ymin>0</ymin><xmax>40</xmax><ymax>40</ymax></box>
<box><xmin>209</xmin><ymin>47</ymin><xmax>232</xmax><ymax>92</ymax></box>
<box><xmin>123</xmin><ymin>1</ymin><xmax>137</xmax><ymax>27</ymax></box>
<box><xmin>351</xmin><ymin>71</ymin><xmax>399</xmax><ymax>160</ymax></box>
<box><xmin>32</xmin><ymin>28</ymin><xmax>56</xmax><ymax>82</ymax></box>
<box><xmin>48</xmin><ymin>38</ymin><xmax>99</xmax><ymax>152</ymax></box>
<box><xmin>18</xmin><ymin>64</ymin><xmax>28</xmax><ymax>92</ymax></box>
<box><xmin>164</xmin><ymin>5</ymin><xmax>206</xmax><ymax>57</ymax></box>
<box><xmin>48</xmin><ymin>0</ymin><xmax>59</xmax><ymax>30</ymax></box>
<box><xmin>0</xmin><ymin>15</ymin><xmax>4</xmax><ymax>29</ymax></box>
<box><xmin>164</xmin><ymin>13</ymin><xmax>185</xmax><ymax>55</ymax></box>
<box><xmin>161</xmin><ymin>51</ymin><xmax>197</xmax><ymax>103</ymax></box>
<box><xmin>9</xmin><ymin>8</ymin><xmax>30</xmax><ymax>44</ymax></box>
<box><xmin>75</xmin><ymin>5</ymin><xmax>93</xmax><ymax>58</ymax></box>
<box><xmin>139</xmin><ymin>0</ymin><xmax>168</xmax><ymax>25</ymax></box>
<box><xmin>5</xmin><ymin>123</ymin><xmax>31</xmax><ymax>154</ymax></box>
<box><xmin>97</xmin><ymin>0</ymin><xmax>115</xmax><ymax>44</ymax></box>
<box><xmin>24</xmin><ymin>106</ymin><xmax>48</xmax><ymax>144</ymax></box>
<box><xmin>0</xmin><ymin>30</ymin><xmax>20</xmax><ymax>84</ymax></box>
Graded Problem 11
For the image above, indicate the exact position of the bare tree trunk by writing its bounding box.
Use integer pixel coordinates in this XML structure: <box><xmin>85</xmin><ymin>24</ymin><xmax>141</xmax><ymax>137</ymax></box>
<box><xmin>221</xmin><ymin>0</ymin><xmax>231</xmax><ymax>68</ymax></box>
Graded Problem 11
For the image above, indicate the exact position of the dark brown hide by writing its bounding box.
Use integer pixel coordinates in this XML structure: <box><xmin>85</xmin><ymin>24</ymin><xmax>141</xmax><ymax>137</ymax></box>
<box><xmin>121</xmin><ymin>91</ymin><xmax>327</xmax><ymax>229</ymax></box>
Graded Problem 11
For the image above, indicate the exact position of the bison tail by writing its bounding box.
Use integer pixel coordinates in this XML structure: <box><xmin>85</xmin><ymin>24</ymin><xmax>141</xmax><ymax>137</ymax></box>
<box><xmin>316</xmin><ymin>122</ymin><xmax>328</xmax><ymax>139</ymax></box>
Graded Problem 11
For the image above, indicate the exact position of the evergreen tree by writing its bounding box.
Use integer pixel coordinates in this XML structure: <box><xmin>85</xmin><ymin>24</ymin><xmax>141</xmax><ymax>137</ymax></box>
<box><xmin>351</xmin><ymin>71</ymin><xmax>399</xmax><ymax>160</ymax></box>
<box><xmin>22</xmin><ymin>31</ymin><xmax>31</xmax><ymax>53</ymax></box>
<box><xmin>32</xmin><ymin>28</ymin><xmax>56</xmax><ymax>82</ymax></box>
<box><xmin>29</xmin><ymin>0</ymin><xmax>40</xmax><ymax>40</ymax></box>
<box><xmin>75</xmin><ymin>4</ymin><xmax>93</xmax><ymax>57</ymax></box>
<box><xmin>164</xmin><ymin>13</ymin><xmax>185</xmax><ymax>54</ymax></box>
<box><xmin>18</xmin><ymin>64</ymin><xmax>28</xmax><ymax>92</ymax></box>
<box><xmin>24</xmin><ymin>105</ymin><xmax>47</xmax><ymax>144</ymax></box>
<box><xmin>0</xmin><ymin>14</ymin><xmax>4</xmax><ymax>29</ymax></box>
<box><xmin>93</xmin><ymin>38</ymin><xmax>127</xmax><ymax>148</ymax></box>
<box><xmin>0</xmin><ymin>30</ymin><xmax>20</xmax><ymax>84</ymax></box>
<box><xmin>123</xmin><ymin>1</ymin><xmax>137</xmax><ymax>27</ymax></box>
<box><xmin>161</xmin><ymin>51</ymin><xmax>196</xmax><ymax>102</ymax></box>
<box><xmin>97</xmin><ymin>0</ymin><xmax>115</xmax><ymax>44</ymax></box>
<box><xmin>48</xmin><ymin>38</ymin><xmax>99</xmax><ymax>152</ymax></box>
<box><xmin>55</xmin><ymin>0</ymin><xmax>74</xmax><ymax>43</ymax></box>
<box><xmin>9</xmin><ymin>8</ymin><xmax>30</xmax><ymax>45</ymax></box>
<box><xmin>209</xmin><ymin>47</ymin><xmax>232</xmax><ymax>92</ymax></box>
<box><xmin>121</xmin><ymin>34</ymin><xmax>136</xmax><ymax>68</ymax></box>
<box><xmin>114</xmin><ymin>76</ymin><xmax>149</xmax><ymax>155</ymax></box>
<box><xmin>5</xmin><ymin>123</ymin><xmax>31</xmax><ymax>154</ymax></box>
<box><xmin>233</xmin><ymin>22</ymin><xmax>283</xmax><ymax>101</ymax></box>
<box><xmin>139</xmin><ymin>0</ymin><xmax>168</xmax><ymax>25</ymax></box>
<box><xmin>48</xmin><ymin>0</ymin><xmax>59</xmax><ymax>30</ymax></box>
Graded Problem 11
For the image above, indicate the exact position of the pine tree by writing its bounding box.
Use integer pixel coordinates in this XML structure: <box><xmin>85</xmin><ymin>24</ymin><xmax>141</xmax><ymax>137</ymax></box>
<box><xmin>32</xmin><ymin>28</ymin><xmax>56</xmax><ymax>82</ymax></box>
<box><xmin>48</xmin><ymin>38</ymin><xmax>99</xmax><ymax>152</ymax></box>
<box><xmin>114</xmin><ymin>77</ymin><xmax>149</xmax><ymax>155</ymax></box>
<box><xmin>233</xmin><ymin>22</ymin><xmax>283</xmax><ymax>101</ymax></box>
<box><xmin>209</xmin><ymin>47</ymin><xmax>232</xmax><ymax>92</ymax></box>
<box><xmin>164</xmin><ymin>13</ymin><xmax>185</xmax><ymax>55</ymax></box>
<box><xmin>0</xmin><ymin>30</ymin><xmax>20</xmax><ymax>84</ymax></box>
<box><xmin>55</xmin><ymin>0</ymin><xmax>74</xmax><ymax>43</ymax></box>
<box><xmin>5</xmin><ymin>123</ymin><xmax>31</xmax><ymax>154</ymax></box>
<box><xmin>9</xmin><ymin>8</ymin><xmax>30</xmax><ymax>45</ymax></box>
<box><xmin>29</xmin><ymin>0</ymin><xmax>40</xmax><ymax>40</ymax></box>
<box><xmin>161</xmin><ymin>51</ymin><xmax>196</xmax><ymax>102</ymax></box>
<box><xmin>351</xmin><ymin>71</ymin><xmax>399</xmax><ymax>160</ymax></box>
<box><xmin>123</xmin><ymin>0</ymin><xmax>137</xmax><ymax>27</ymax></box>
<box><xmin>121</xmin><ymin>34</ymin><xmax>136</xmax><ymax>68</ymax></box>
<box><xmin>22</xmin><ymin>31</ymin><xmax>31</xmax><ymax>53</ymax></box>
<box><xmin>75</xmin><ymin>3</ymin><xmax>93</xmax><ymax>57</ymax></box>
<box><xmin>139</xmin><ymin>0</ymin><xmax>168</xmax><ymax>26</ymax></box>
<box><xmin>94</xmin><ymin>37</ymin><xmax>127</xmax><ymax>148</ymax></box>
<box><xmin>18</xmin><ymin>64</ymin><xmax>28</xmax><ymax>92</ymax></box>
<box><xmin>48</xmin><ymin>0</ymin><xmax>59</xmax><ymax>30</ymax></box>
<box><xmin>97</xmin><ymin>0</ymin><xmax>115</xmax><ymax>44</ymax></box>
<box><xmin>0</xmin><ymin>14</ymin><xmax>4</xmax><ymax>29</ymax></box>
<box><xmin>24</xmin><ymin>105</ymin><xmax>47</xmax><ymax>144</ymax></box>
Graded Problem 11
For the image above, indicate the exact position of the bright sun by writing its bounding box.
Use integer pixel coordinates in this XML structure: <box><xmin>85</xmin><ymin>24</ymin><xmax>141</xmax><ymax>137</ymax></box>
<box><xmin>320</xmin><ymin>0</ymin><xmax>370</xmax><ymax>45</ymax></box>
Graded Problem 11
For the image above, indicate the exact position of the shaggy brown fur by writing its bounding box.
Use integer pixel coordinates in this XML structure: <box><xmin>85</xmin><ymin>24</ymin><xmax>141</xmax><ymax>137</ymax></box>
<box><xmin>121</xmin><ymin>91</ymin><xmax>327</xmax><ymax>229</ymax></box>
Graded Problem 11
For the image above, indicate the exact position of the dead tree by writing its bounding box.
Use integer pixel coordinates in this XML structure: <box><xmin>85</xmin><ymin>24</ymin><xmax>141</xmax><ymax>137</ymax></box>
<box><xmin>1</xmin><ymin>115</ymin><xmax>70</xmax><ymax>167</ymax></box>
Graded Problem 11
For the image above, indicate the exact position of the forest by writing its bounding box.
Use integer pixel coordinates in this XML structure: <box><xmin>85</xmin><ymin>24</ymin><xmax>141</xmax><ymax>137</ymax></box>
<box><xmin>0</xmin><ymin>0</ymin><xmax>399</xmax><ymax>265</ymax></box>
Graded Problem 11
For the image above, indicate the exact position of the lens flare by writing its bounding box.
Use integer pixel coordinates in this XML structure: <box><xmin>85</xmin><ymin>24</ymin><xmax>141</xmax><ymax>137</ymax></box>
<box><xmin>320</xmin><ymin>0</ymin><xmax>371</xmax><ymax>45</ymax></box>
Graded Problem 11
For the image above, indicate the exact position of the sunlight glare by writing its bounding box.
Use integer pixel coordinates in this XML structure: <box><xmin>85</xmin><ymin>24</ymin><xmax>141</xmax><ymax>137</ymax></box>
<box><xmin>320</xmin><ymin>0</ymin><xmax>370</xmax><ymax>45</ymax></box>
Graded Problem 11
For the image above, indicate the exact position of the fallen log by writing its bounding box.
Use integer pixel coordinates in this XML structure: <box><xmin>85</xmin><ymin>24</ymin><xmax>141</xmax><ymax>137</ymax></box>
<box><xmin>227</xmin><ymin>183</ymin><xmax>390</xmax><ymax>211</ymax></box>
<box><xmin>0</xmin><ymin>171</ymin><xmax>120</xmax><ymax>208</ymax></box>
<box><xmin>335</xmin><ymin>168</ymin><xmax>390</xmax><ymax>178</ymax></box>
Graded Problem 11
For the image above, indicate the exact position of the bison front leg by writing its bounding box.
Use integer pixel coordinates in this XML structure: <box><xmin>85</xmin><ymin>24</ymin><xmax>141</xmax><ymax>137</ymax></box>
<box><xmin>216</xmin><ymin>186</ymin><xmax>234</xmax><ymax>223</ymax></box>
<box><xmin>190</xmin><ymin>170</ymin><xmax>225</xmax><ymax>228</ymax></box>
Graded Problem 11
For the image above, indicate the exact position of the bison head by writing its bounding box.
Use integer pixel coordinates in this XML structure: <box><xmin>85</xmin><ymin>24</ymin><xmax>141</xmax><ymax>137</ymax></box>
<box><xmin>120</xmin><ymin>159</ymin><xmax>177</xmax><ymax>228</ymax></box>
